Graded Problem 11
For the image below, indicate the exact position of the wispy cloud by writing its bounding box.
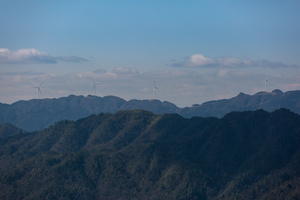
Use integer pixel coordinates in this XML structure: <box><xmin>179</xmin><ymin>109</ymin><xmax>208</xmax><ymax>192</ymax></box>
<box><xmin>0</xmin><ymin>70</ymin><xmax>44</xmax><ymax>76</ymax></box>
<box><xmin>113</xmin><ymin>67</ymin><xmax>140</xmax><ymax>75</ymax></box>
<box><xmin>93</xmin><ymin>68</ymin><xmax>107</xmax><ymax>74</ymax></box>
<box><xmin>0</xmin><ymin>48</ymin><xmax>88</xmax><ymax>64</ymax></box>
<box><xmin>56</xmin><ymin>56</ymin><xmax>88</xmax><ymax>63</ymax></box>
<box><xmin>172</xmin><ymin>54</ymin><xmax>297</xmax><ymax>68</ymax></box>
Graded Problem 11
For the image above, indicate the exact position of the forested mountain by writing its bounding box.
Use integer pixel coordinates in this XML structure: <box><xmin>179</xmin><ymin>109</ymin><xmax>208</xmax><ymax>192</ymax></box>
<box><xmin>178</xmin><ymin>89</ymin><xmax>300</xmax><ymax>118</ymax></box>
<box><xmin>0</xmin><ymin>123</ymin><xmax>26</xmax><ymax>138</ymax></box>
<box><xmin>0</xmin><ymin>109</ymin><xmax>299</xmax><ymax>199</ymax></box>
<box><xmin>0</xmin><ymin>95</ymin><xmax>127</xmax><ymax>131</ymax></box>
<box><xmin>0</xmin><ymin>89</ymin><xmax>300</xmax><ymax>131</ymax></box>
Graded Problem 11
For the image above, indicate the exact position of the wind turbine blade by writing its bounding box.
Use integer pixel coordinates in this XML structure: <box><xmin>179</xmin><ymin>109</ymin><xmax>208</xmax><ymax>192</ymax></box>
<box><xmin>38</xmin><ymin>88</ymin><xmax>42</xmax><ymax>95</ymax></box>
<box><xmin>153</xmin><ymin>80</ymin><xmax>159</xmax><ymax>89</ymax></box>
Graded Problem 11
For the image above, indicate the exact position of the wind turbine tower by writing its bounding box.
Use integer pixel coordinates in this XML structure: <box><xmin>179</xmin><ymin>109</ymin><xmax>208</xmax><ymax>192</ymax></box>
<box><xmin>153</xmin><ymin>80</ymin><xmax>158</xmax><ymax>100</ymax></box>
<box><xmin>92</xmin><ymin>80</ymin><xmax>102</xmax><ymax>95</ymax></box>
<box><xmin>33</xmin><ymin>82</ymin><xmax>43</xmax><ymax>99</ymax></box>
<box><xmin>265</xmin><ymin>78</ymin><xmax>268</xmax><ymax>92</ymax></box>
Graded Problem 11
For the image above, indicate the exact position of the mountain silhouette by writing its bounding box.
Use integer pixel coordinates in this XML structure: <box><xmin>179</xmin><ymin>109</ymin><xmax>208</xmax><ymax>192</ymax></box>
<box><xmin>178</xmin><ymin>89</ymin><xmax>300</xmax><ymax>118</ymax></box>
<box><xmin>0</xmin><ymin>89</ymin><xmax>300</xmax><ymax>131</ymax></box>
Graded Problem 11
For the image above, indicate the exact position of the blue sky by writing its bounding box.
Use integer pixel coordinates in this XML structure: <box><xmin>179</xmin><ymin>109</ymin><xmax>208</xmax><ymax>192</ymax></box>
<box><xmin>1</xmin><ymin>1</ymin><xmax>300</xmax><ymax>107</ymax></box>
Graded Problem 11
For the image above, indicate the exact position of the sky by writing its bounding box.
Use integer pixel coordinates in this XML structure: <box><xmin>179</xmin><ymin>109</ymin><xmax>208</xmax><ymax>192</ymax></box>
<box><xmin>1</xmin><ymin>0</ymin><xmax>300</xmax><ymax>107</ymax></box>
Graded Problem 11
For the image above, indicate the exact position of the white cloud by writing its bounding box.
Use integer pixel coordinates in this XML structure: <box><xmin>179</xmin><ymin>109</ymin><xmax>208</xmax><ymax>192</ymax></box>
<box><xmin>0</xmin><ymin>48</ymin><xmax>87</xmax><ymax>64</ymax></box>
<box><xmin>187</xmin><ymin>54</ymin><xmax>215</xmax><ymax>67</ymax></box>
<box><xmin>172</xmin><ymin>54</ymin><xmax>215</xmax><ymax>67</ymax></box>
<box><xmin>0</xmin><ymin>48</ymin><xmax>56</xmax><ymax>64</ymax></box>
<box><xmin>172</xmin><ymin>53</ymin><xmax>297</xmax><ymax>68</ymax></box>
<box><xmin>0</xmin><ymin>48</ymin><xmax>10</xmax><ymax>53</ymax></box>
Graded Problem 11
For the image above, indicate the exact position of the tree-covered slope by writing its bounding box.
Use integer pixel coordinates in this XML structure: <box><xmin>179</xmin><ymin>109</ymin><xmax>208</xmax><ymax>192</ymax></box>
<box><xmin>0</xmin><ymin>109</ymin><xmax>299</xmax><ymax>199</ymax></box>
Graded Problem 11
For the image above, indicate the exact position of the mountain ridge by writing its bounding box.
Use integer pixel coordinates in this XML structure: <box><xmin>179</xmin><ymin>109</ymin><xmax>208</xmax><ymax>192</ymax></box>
<box><xmin>0</xmin><ymin>89</ymin><xmax>300</xmax><ymax>131</ymax></box>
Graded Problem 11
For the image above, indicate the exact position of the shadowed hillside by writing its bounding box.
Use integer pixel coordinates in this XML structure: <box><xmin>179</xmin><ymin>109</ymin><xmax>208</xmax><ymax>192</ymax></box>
<box><xmin>0</xmin><ymin>109</ymin><xmax>299</xmax><ymax>199</ymax></box>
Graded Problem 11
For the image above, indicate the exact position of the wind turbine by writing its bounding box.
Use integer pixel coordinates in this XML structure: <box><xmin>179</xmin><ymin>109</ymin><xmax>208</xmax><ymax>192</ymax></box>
<box><xmin>92</xmin><ymin>80</ymin><xmax>102</xmax><ymax>95</ymax></box>
<box><xmin>152</xmin><ymin>80</ymin><xmax>158</xmax><ymax>100</ymax></box>
<box><xmin>265</xmin><ymin>76</ymin><xmax>268</xmax><ymax>92</ymax></box>
<box><xmin>33</xmin><ymin>82</ymin><xmax>43</xmax><ymax>99</ymax></box>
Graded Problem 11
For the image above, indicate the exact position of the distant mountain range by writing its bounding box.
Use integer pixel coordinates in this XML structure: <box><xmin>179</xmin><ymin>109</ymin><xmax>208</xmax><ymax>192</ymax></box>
<box><xmin>177</xmin><ymin>89</ymin><xmax>300</xmax><ymax>118</ymax></box>
<box><xmin>0</xmin><ymin>109</ymin><xmax>299</xmax><ymax>199</ymax></box>
<box><xmin>0</xmin><ymin>89</ymin><xmax>300</xmax><ymax>131</ymax></box>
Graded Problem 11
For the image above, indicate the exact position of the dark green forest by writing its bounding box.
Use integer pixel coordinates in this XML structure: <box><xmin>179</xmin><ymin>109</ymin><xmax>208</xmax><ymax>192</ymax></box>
<box><xmin>0</xmin><ymin>109</ymin><xmax>300</xmax><ymax>199</ymax></box>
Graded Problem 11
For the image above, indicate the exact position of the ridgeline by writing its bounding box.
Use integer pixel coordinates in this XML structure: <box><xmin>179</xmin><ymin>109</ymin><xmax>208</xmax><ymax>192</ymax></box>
<box><xmin>0</xmin><ymin>89</ymin><xmax>300</xmax><ymax>131</ymax></box>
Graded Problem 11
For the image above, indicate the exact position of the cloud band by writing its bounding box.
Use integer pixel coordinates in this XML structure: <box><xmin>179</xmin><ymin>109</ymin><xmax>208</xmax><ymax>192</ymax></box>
<box><xmin>0</xmin><ymin>48</ymin><xmax>87</xmax><ymax>64</ymax></box>
<box><xmin>172</xmin><ymin>54</ymin><xmax>297</xmax><ymax>68</ymax></box>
